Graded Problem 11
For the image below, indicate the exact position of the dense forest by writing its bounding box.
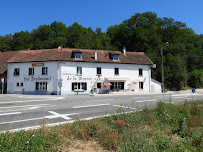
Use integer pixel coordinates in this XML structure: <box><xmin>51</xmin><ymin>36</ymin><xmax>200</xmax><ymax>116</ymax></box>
<box><xmin>0</xmin><ymin>12</ymin><xmax>202</xmax><ymax>90</ymax></box>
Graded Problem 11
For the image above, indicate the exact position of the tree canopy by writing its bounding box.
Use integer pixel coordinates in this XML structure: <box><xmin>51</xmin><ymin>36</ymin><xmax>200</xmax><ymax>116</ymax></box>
<box><xmin>0</xmin><ymin>12</ymin><xmax>202</xmax><ymax>90</ymax></box>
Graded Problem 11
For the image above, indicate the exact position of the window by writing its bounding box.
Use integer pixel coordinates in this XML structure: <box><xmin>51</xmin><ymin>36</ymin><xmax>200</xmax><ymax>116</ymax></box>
<box><xmin>72</xmin><ymin>82</ymin><xmax>87</xmax><ymax>91</ymax></box>
<box><xmin>97</xmin><ymin>83</ymin><xmax>101</xmax><ymax>89</ymax></box>
<box><xmin>77</xmin><ymin>67</ymin><xmax>82</xmax><ymax>75</ymax></box>
<box><xmin>97</xmin><ymin>67</ymin><xmax>101</xmax><ymax>75</ymax></box>
<box><xmin>139</xmin><ymin>82</ymin><xmax>143</xmax><ymax>89</ymax></box>
<box><xmin>113</xmin><ymin>55</ymin><xmax>119</xmax><ymax>61</ymax></box>
<box><xmin>29</xmin><ymin>68</ymin><xmax>34</xmax><ymax>75</ymax></box>
<box><xmin>42</xmin><ymin>67</ymin><xmax>48</xmax><ymax>75</ymax></box>
<box><xmin>75</xmin><ymin>53</ymin><xmax>82</xmax><ymax>59</ymax></box>
<box><xmin>114</xmin><ymin>68</ymin><xmax>119</xmax><ymax>75</ymax></box>
<box><xmin>14</xmin><ymin>68</ymin><xmax>20</xmax><ymax>76</ymax></box>
<box><xmin>139</xmin><ymin>68</ymin><xmax>143</xmax><ymax>76</ymax></box>
<box><xmin>16</xmin><ymin>82</ymin><xmax>23</xmax><ymax>87</ymax></box>
<box><xmin>36</xmin><ymin>82</ymin><xmax>47</xmax><ymax>91</ymax></box>
<box><xmin>110</xmin><ymin>82</ymin><xmax>124</xmax><ymax>90</ymax></box>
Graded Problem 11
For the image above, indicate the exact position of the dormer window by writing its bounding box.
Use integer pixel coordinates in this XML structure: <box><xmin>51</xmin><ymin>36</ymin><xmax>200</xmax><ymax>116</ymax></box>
<box><xmin>75</xmin><ymin>53</ymin><xmax>82</xmax><ymax>59</ymax></box>
<box><xmin>113</xmin><ymin>55</ymin><xmax>119</xmax><ymax>61</ymax></box>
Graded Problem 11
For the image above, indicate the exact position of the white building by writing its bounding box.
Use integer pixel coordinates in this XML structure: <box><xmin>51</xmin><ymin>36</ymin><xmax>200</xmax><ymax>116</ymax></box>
<box><xmin>5</xmin><ymin>48</ymin><xmax>162</xmax><ymax>95</ymax></box>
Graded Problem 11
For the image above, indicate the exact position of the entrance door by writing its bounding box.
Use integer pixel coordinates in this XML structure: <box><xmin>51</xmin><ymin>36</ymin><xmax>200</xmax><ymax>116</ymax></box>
<box><xmin>110</xmin><ymin>82</ymin><xmax>124</xmax><ymax>90</ymax></box>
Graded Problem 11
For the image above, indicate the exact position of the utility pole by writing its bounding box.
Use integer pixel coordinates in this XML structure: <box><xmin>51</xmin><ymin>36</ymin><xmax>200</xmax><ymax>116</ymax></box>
<box><xmin>161</xmin><ymin>46</ymin><xmax>164</xmax><ymax>93</ymax></box>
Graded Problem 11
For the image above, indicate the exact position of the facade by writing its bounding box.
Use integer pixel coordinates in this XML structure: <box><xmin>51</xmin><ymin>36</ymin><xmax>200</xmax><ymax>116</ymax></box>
<box><xmin>4</xmin><ymin>48</ymin><xmax>162</xmax><ymax>95</ymax></box>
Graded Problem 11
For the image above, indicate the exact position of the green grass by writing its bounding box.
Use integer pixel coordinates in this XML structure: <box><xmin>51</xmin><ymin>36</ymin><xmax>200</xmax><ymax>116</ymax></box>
<box><xmin>0</xmin><ymin>100</ymin><xmax>202</xmax><ymax>152</ymax></box>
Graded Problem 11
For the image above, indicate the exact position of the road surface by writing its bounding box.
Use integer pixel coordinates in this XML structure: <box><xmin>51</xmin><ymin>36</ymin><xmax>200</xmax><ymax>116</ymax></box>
<box><xmin>0</xmin><ymin>90</ymin><xmax>203</xmax><ymax>132</ymax></box>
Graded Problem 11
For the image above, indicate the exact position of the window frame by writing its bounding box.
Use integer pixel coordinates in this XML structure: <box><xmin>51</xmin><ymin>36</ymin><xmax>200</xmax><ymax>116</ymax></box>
<box><xmin>29</xmin><ymin>67</ymin><xmax>34</xmax><ymax>76</ymax></box>
<box><xmin>114</xmin><ymin>68</ymin><xmax>119</xmax><ymax>75</ymax></box>
<box><xmin>42</xmin><ymin>67</ymin><xmax>48</xmax><ymax>75</ymax></box>
<box><xmin>97</xmin><ymin>83</ymin><xmax>102</xmax><ymax>89</ymax></box>
<box><xmin>75</xmin><ymin>53</ymin><xmax>82</xmax><ymax>60</ymax></box>
<box><xmin>14</xmin><ymin>68</ymin><xmax>20</xmax><ymax>76</ymax></box>
<box><xmin>113</xmin><ymin>55</ymin><xmax>119</xmax><ymax>61</ymax></box>
<box><xmin>139</xmin><ymin>82</ymin><xmax>143</xmax><ymax>89</ymax></box>
<box><xmin>97</xmin><ymin>67</ymin><xmax>102</xmax><ymax>75</ymax></box>
<box><xmin>72</xmin><ymin>82</ymin><xmax>87</xmax><ymax>91</ymax></box>
<box><xmin>139</xmin><ymin>68</ymin><xmax>143</xmax><ymax>76</ymax></box>
<box><xmin>36</xmin><ymin>82</ymin><xmax>47</xmax><ymax>91</ymax></box>
<box><xmin>77</xmin><ymin>67</ymin><xmax>82</xmax><ymax>75</ymax></box>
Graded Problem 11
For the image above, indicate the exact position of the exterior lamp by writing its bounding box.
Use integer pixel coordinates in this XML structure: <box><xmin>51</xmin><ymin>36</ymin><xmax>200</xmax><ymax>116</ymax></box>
<box><xmin>161</xmin><ymin>42</ymin><xmax>169</xmax><ymax>93</ymax></box>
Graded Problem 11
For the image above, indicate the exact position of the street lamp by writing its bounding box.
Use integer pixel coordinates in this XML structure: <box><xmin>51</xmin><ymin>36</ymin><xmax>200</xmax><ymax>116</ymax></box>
<box><xmin>161</xmin><ymin>42</ymin><xmax>168</xmax><ymax>93</ymax></box>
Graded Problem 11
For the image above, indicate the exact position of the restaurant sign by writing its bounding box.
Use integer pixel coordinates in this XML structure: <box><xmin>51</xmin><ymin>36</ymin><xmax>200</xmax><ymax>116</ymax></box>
<box><xmin>24</xmin><ymin>76</ymin><xmax>51</xmax><ymax>82</ymax></box>
<box><xmin>32</xmin><ymin>63</ymin><xmax>44</xmax><ymax>67</ymax></box>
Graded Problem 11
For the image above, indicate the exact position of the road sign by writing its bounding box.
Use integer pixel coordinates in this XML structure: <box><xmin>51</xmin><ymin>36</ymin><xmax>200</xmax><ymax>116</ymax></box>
<box><xmin>192</xmin><ymin>88</ymin><xmax>195</xmax><ymax>93</ymax></box>
<box><xmin>1</xmin><ymin>78</ymin><xmax>4</xmax><ymax>83</ymax></box>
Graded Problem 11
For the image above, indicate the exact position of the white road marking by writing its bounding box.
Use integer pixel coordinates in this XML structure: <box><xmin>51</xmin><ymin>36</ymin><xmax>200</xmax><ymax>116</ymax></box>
<box><xmin>0</xmin><ymin>112</ymin><xmax>21</xmax><ymax>116</ymax></box>
<box><xmin>18</xmin><ymin>96</ymin><xmax>62</xmax><ymax>99</ymax></box>
<box><xmin>172</xmin><ymin>93</ymin><xmax>201</xmax><ymax>97</ymax></box>
<box><xmin>86</xmin><ymin>99</ymin><xmax>114</xmax><ymax>102</ymax></box>
<box><xmin>133</xmin><ymin>97</ymin><xmax>148</xmax><ymax>99</ymax></box>
<box><xmin>0</xmin><ymin>111</ymin><xmax>141</xmax><ymax>134</ymax></box>
<box><xmin>48</xmin><ymin>111</ymin><xmax>72</xmax><ymax>120</ymax></box>
<box><xmin>0</xmin><ymin>113</ymin><xmax>79</xmax><ymax>125</ymax></box>
<box><xmin>45</xmin><ymin>113</ymin><xmax>79</xmax><ymax>119</ymax></box>
<box><xmin>0</xmin><ymin>117</ymin><xmax>45</xmax><ymax>125</ymax></box>
<box><xmin>0</xmin><ymin>105</ymin><xmax>57</xmax><ymax>113</ymax></box>
<box><xmin>113</xmin><ymin>105</ymin><xmax>137</xmax><ymax>110</ymax></box>
<box><xmin>136</xmin><ymin>99</ymin><xmax>157</xmax><ymax>103</ymax></box>
<box><xmin>73</xmin><ymin>103</ymin><xmax>111</xmax><ymax>109</ymax></box>
<box><xmin>0</xmin><ymin>97</ymin><xmax>64</xmax><ymax>105</ymax></box>
<box><xmin>0</xmin><ymin>104</ymin><xmax>51</xmax><ymax>109</ymax></box>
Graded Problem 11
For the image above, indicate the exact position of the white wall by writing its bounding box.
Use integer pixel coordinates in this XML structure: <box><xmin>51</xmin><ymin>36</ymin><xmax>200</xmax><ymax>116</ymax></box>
<box><xmin>60</xmin><ymin>62</ymin><xmax>151</xmax><ymax>95</ymax></box>
<box><xmin>7</xmin><ymin>62</ymin><xmax>58</xmax><ymax>95</ymax></box>
<box><xmin>150</xmin><ymin>79</ymin><xmax>162</xmax><ymax>93</ymax></box>
<box><xmin>7</xmin><ymin>61</ymin><xmax>152</xmax><ymax>95</ymax></box>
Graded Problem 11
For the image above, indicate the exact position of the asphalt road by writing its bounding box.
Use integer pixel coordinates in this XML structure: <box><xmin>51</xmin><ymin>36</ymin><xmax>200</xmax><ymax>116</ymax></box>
<box><xmin>0</xmin><ymin>90</ymin><xmax>203</xmax><ymax>132</ymax></box>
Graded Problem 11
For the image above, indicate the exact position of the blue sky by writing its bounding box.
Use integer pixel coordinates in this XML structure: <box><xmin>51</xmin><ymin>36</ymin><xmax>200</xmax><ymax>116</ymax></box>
<box><xmin>0</xmin><ymin>0</ymin><xmax>203</xmax><ymax>36</ymax></box>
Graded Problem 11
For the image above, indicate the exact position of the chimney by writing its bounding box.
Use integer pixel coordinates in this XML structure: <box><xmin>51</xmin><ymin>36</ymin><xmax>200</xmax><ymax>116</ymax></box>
<box><xmin>58</xmin><ymin>46</ymin><xmax>62</xmax><ymax>49</ymax></box>
<box><xmin>122</xmin><ymin>47</ymin><xmax>126</xmax><ymax>55</ymax></box>
<box><xmin>95</xmin><ymin>50</ymin><xmax>97</xmax><ymax>61</ymax></box>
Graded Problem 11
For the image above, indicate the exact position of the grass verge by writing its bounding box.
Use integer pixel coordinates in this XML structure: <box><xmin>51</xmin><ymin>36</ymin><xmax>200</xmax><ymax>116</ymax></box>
<box><xmin>0</xmin><ymin>100</ymin><xmax>202</xmax><ymax>151</ymax></box>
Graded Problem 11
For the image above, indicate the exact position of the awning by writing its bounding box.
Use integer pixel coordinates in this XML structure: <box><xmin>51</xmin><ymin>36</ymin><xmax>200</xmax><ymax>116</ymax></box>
<box><xmin>128</xmin><ymin>83</ymin><xmax>136</xmax><ymax>86</ymax></box>
<box><xmin>103</xmin><ymin>83</ymin><xmax>112</xmax><ymax>86</ymax></box>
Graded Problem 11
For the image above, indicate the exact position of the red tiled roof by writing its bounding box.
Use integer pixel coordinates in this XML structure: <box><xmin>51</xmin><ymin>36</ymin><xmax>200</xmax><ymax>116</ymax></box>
<box><xmin>7</xmin><ymin>48</ymin><xmax>153</xmax><ymax>65</ymax></box>
<box><xmin>0</xmin><ymin>51</ymin><xmax>19</xmax><ymax>74</ymax></box>
<box><xmin>0</xmin><ymin>48</ymin><xmax>153</xmax><ymax>74</ymax></box>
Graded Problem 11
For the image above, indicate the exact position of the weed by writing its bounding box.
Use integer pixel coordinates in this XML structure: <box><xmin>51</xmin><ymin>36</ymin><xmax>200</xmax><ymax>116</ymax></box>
<box><xmin>0</xmin><ymin>100</ymin><xmax>202</xmax><ymax>151</ymax></box>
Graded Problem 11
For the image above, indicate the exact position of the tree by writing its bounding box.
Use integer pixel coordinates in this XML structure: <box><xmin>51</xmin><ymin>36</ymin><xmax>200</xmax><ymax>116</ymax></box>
<box><xmin>50</xmin><ymin>21</ymin><xmax>67</xmax><ymax>48</ymax></box>
<box><xmin>31</xmin><ymin>24</ymin><xmax>52</xmax><ymax>49</ymax></box>
<box><xmin>0</xmin><ymin>34</ymin><xmax>13</xmax><ymax>52</ymax></box>
<box><xmin>12</xmin><ymin>31</ymin><xmax>32</xmax><ymax>50</ymax></box>
<box><xmin>66</xmin><ymin>22</ymin><xmax>95</xmax><ymax>49</ymax></box>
